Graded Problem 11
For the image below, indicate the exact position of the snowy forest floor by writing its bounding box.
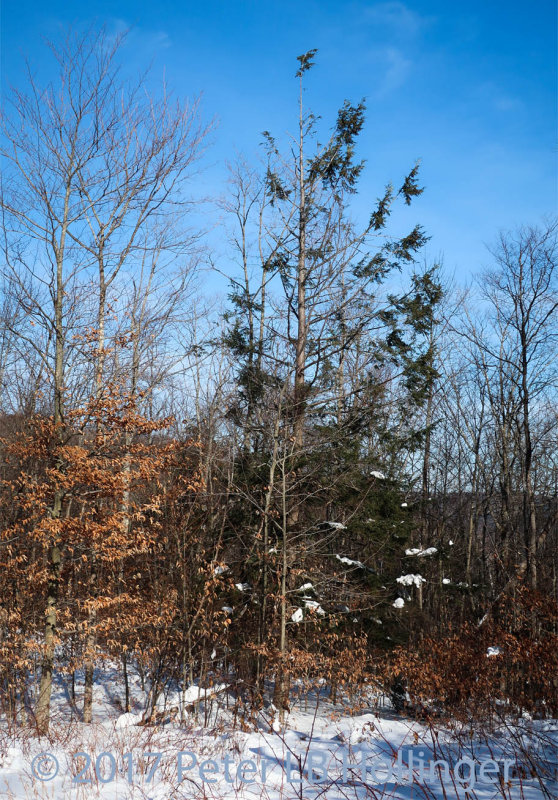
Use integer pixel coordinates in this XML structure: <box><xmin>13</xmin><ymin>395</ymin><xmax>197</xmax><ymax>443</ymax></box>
<box><xmin>1</xmin><ymin>663</ymin><xmax>557</xmax><ymax>800</ymax></box>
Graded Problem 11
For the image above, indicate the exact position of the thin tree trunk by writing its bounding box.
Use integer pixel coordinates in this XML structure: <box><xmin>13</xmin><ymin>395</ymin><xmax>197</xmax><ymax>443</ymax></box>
<box><xmin>293</xmin><ymin>72</ymin><xmax>307</xmax><ymax>454</ymax></box>
<box><xmin>273</xmin><ymin>451</ymin><xmax>290</xmax><ymax>720</ymax></box>
<box><xmin>84</xmin><ymin>253</ymin><xmax>106</xmax><ymax>723</ymax></box>
<box><xmin>36</xmin><ymin>174</ymin><xmax>72</xmax><ymax>733</ymax></box>
<box><xmin>36</xmin><ymin>542</ymin><xmax>61</xmax><ymax>733</ymax></box>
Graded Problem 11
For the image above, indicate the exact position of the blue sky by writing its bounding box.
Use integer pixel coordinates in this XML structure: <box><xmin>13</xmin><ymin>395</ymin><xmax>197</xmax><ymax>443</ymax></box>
<box><xmin>1</xmin><ymin>0</ymin><xmax>556</xmax><ymax>285</ymax></box>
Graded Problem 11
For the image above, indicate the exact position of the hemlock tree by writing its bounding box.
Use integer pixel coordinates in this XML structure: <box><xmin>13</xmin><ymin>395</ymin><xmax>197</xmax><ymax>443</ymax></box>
<box><xmin>222</xmin><ymin>50</ymin><xmax>439</xmax><ymax>713</ymax></box>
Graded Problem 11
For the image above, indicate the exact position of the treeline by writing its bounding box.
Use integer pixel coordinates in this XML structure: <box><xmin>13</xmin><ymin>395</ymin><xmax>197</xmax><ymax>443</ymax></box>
<box><xmin>0</xmin><ymin>29</ymin><xmax>556</xmax><ymax>732</ymax></box>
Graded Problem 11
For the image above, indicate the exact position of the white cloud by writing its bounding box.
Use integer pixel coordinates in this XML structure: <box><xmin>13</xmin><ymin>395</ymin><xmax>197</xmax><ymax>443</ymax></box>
<box><xmin>378</xmin><ymin>47</ymin><xmax>412</xmax><ymax>95</ymax></box>
<box><xmin>473</xmin><ymin>81</ymin><xmax>523</xmax><ymax>113</ymax></box>
<box><xmin>105</xmin><ymin>19</ymin><xmax>172</xmax><ymax>54</ymax></box>
<box><xmin>493</xmin><ymin>95</ymin><xmax>522</xmax><ymax>112</ymax></box>
<box><xmin>365</xmin><ymin>2</ymin><xmax>429</xmax><ymax>38</ymax></box>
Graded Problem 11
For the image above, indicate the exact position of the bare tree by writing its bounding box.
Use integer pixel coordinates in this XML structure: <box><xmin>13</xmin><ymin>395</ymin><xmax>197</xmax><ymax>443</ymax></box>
<box><xmin>1</xmin><ymin>25</ymin><xmax>209</xmax><ymax>731</ymax></box>
<box><xmin>481</xmin><ymin>221</ymin><xmax>558</xmax><ymax>590</ymax></box>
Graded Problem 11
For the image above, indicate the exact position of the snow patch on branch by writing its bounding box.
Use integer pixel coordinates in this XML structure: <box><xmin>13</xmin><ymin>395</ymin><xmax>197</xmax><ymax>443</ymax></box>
<box><xmin>304</xmin><ymin>599</ymin><xmax>325</xmax><ymax>616</ymax></box>
<box><xmin>396</xmin><ymin>574</ymin><xmax>425</xmax><ymax>587</ymax></box>
<box><xmin>406</xmin><ymin>547</ymin><xmax>437</xmax><ymax>557</ymax></box>
<box><xmin>336</xmin><ymin>554</ymin><xmax>365</xmax><ymax>569</ymax></box>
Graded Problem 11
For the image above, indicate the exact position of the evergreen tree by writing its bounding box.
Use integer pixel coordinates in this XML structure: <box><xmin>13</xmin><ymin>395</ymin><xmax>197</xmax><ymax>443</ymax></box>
<box><xmin>222</xmin><ymin>51</ymin><xmax>442</xmax><ymax>712</ymax></box>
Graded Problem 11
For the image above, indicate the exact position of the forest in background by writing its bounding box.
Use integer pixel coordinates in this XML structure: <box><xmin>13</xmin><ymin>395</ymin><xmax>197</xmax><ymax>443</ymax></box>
<box><xmin>0</xmin><ymin>28</ymin><xmax>557</xmax><ymax>734</ymax></box>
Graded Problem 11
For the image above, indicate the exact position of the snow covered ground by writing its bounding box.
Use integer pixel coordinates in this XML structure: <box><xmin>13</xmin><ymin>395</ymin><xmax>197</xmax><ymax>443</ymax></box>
<box><xmin>1</xmin><ymin>667</ymin><xmax>556</xmax><ymax>799</ymax></box>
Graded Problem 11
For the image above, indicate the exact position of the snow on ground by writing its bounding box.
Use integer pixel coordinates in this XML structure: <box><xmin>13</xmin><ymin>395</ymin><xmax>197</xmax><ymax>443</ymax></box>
<box><xmin>1</xmin><ymin>668</ymin><xmax>556</xmax><ymax>799</ymax></box>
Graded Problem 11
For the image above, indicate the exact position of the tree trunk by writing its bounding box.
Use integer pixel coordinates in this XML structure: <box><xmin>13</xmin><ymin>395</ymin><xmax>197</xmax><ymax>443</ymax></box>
<box><xmin>36</xmin><ymin>190</ymin><xmax>69</xmax><ymax>733</ymax></box>
<box><xmin>36</xmin><ymin>542</ymin><xmax>61</xmax><ymax>733</ymax></box>
<box><xmin>273</xmin><ymin>452</ymin><xmax>290</xmax><ymax>720</ymax></box>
